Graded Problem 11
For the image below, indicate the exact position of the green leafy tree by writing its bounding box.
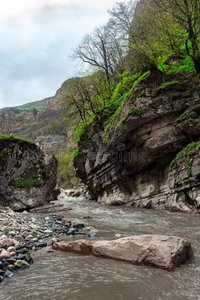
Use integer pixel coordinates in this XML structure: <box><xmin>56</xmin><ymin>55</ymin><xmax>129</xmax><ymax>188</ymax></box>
<box><xmin>153</xmin><ymin>0</ymin><xmax>200</xmax><ymax>72</ymax></box>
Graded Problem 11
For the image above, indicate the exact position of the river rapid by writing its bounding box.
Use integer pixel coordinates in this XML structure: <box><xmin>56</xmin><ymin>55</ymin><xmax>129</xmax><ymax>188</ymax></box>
<box><xmin>1</xmin><ymin>195</ymin><xmax>200</xmax><ymax>300</ymax></box>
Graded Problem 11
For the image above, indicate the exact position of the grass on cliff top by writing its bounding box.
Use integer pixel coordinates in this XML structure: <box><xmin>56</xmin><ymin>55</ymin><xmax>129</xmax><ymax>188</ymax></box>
<box><xmin>0</xmin><ymin>135</ymin><xmax>37</xmax><ymax>145</ymax></box>
<box><xmin>16</xmin><ymin>102</ymin><xmax>47</xmax><ymax>111</ymax></box>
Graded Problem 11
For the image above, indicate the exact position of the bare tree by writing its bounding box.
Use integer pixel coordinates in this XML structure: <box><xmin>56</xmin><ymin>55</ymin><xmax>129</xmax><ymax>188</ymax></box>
<box><xmin>73</xmin><ymin>19</ymin><xmax>129</xmax><ymax>96</ymax></box>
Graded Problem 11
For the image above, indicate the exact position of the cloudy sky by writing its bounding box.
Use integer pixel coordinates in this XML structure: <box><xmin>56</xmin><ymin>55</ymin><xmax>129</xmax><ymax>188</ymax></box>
<box><xmin>0</xmin><ymin>0</ymin><xmax>118</xmax><ymax>109</ymax></box>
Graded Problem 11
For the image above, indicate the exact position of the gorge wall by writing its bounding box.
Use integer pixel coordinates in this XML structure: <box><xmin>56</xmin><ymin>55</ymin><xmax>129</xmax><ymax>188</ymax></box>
<box><xmin>0</xmin><ymin>136</ymin><xmax>57</xmax><ymax>211</ymax></box>
<box><xmin>74</xmin><ymin>74</ymin><xmax>200</xmax><ymax>212</ymax></box>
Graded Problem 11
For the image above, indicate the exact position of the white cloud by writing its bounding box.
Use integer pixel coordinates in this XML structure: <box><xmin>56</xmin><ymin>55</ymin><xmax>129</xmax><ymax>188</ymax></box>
<box><xmin>0</xmin><ymin>0</ymin><xmax>117</xmax><ymax>21</ymax></box>
<box><xmin>0</xmin><ymin>0</ymin><xmax>119</xmax><ymax>108</ymax></box>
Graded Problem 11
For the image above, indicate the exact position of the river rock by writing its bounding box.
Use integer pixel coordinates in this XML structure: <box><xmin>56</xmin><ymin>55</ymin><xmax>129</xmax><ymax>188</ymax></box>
<box><xmin>115</xmin><ymin>233</ymin><xmax>125</xmax><ymax>238</ymax></box>
<box><xmin>14</xmin><ymin>260</ymin><xmax>30</xmax><ymax>269</ymax></box>
<box><xmin>88</xmin><ymin>232</ymin><xmax>98</xmax><ymax>238</ymax></box>
<box><xmin>7</xmin><ymin>246</ymin><xmax>16</xmax><ymax>253</ymax></box>
<box><xmin>52</xmin><ymin>235</ymin><xmax>193</xmax><ymax>271</ymax></box>
<box><xmin>0</xmin><ymin>249</ymin><xmax>11</xmax><ymax>259</ymax></box>
<box><xmin>0</xmin><ymin>238</ymin><xmax>22</xmax><ymax>249</ymax></box>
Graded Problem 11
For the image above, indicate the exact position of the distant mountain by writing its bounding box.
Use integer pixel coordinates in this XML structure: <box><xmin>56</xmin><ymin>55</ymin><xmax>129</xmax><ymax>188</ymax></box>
<box><xmin>0</xmin><ymin>79</ymin><xmax>77</xmax><ymax>187</ymax></box>
<box><xmin>0</xmin><ymin>79</ymin><xmax>72</xmax><ymax>140</ymax></box>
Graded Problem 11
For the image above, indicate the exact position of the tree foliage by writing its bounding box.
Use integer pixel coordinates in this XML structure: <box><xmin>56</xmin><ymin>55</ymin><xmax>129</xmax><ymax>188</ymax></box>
<box><xmin>66</xmin><ymin>0</ymin><xmax>200</xmax><ymax>127</ymax></box>
<box><xmin>153</xmin><ymin>0</ymin><xmax>200</xmax><ymax>72</ymax></box>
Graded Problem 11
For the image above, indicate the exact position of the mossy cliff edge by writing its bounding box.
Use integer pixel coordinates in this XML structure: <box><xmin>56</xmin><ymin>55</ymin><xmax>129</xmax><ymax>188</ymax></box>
<box><xmin>74</xmin><ymin>73</ymin><xmax>200</xmax><ymax>212</ymax></box>
<box><xmin>0</xmin><ymin>135</ymin><xmax>57</xmax><ymax>211</ymax></box>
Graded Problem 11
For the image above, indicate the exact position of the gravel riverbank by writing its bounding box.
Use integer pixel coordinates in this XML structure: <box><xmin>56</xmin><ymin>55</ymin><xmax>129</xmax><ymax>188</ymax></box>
<box><xmin>0</xmin><ymin>206</ymin><xmax>94</xmax><ymax>283</ymax></box>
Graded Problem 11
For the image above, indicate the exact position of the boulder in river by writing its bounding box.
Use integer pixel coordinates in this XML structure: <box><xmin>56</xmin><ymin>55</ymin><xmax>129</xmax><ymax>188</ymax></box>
<box><xmin>52</xmin><ymin>235</ymin><xmax>193</xmax><ymax>271</ymax></box>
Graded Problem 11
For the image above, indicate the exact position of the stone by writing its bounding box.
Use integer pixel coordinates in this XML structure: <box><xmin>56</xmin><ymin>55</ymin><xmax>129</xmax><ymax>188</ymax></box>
<box><xmin>35</xmin><ymin>242</ymin><xmax>47</xmax><ymax>248</ymax></box>
<box><xmin>52</xmin><ymin>235</ymin><xmax>193</xmax><ymax>271</ymax></box>
<box><xmin>115</xmin><ymin>233</ymin><xmax>125</xmax><ymax>238</ymax></box>
<box><xmin>6</xmin><ymin>258</ymin><xmax>17</xmax><ymax>264</ymax></box>
<box><xmin>67</xmin><ymin>228</ymin><xmax>77</xmax><ymax>235</ymax></box>
<box><xmin>7</xmin><ymin>247</ymin><xmax>16</xmax><ymax>253</ymax></box>
<box><xmin>25</xmin><ymin>235</ymin><xmax>34</xmax><ymax>240</ymax></box>
<box><xmin>14</xmin><ymin>260</ymin><xmax>30</xmax><ymax>269</ymax></box>
<box><xmin>8</xmin><ymin>265</ymin><xmax>15</xmax><ymax>271</ymax></box>
<box><xmin>88</xmin><ymin>232</ymin><xmax>98</xmax><ymax>238</ymax></box>
<box><xmin>44</xmin><ymin>230</ymin><xmax>53</xmax><ymax>234</ymax></box>
<box><xmin>73</xmin><ymin>223</ymin><xmax>85</xmax><ymax>229</ymax></box>
<box><xmin>0</xmin><ymin>249</ymin><xmax>11</xmax><ymax>259</ymax></box>
<box><xmin>22</xmin><ymin>254</ymin><xmax>33</xmax><ymax>264</ymax></box>
<box><xmin>0</xmin><ymin>238</ymin><xmax>22</xmax><ymax>250</ymax></box>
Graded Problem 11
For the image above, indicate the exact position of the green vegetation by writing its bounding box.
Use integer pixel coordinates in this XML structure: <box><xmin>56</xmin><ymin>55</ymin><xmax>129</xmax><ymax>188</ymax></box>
<box><xmin>158</xmin><ymin>56</ymin><xmax>196</xmax><ymax>75</ymax></box>
<box><xmin>16</xmin><ymin>102</ymin><xmax>47</xmax><ymax>111</ymax></box>
<box><xmin>60</xmin><ymin>0</ymin><xmax>200</xmax><ymax>168</ymax></box>
<box><xmin>0</xmin><ymin>135</ymin><xmax>36</xmax><ymax>145</ymax></box>
<box><xmin>74</xmin><ymin>116</ymin><xmax>96</xmax><ymax>144</ymax></box>
<box><xmin>15</xmin><ymin>168</ymin><xmax>42</xmax><ymax>189</ymax></box>
<box><xmin>56</xmin><ymin>145</ymin><xmax>79</xmax><ymax>187</ymax></box>
<box><xmin>71</xmin><ymin>149</ymin><xmax>79</xmax><ymax>161</ymax></box>
<box><xmin>15</xmin><ymin>175</ymin><xmax>41</xmax><ymax>189</ymax></box>
<box><xmin>170</xmin><ymin>142</ymin><xmax>200</xmax><ymax>176</ymax></box>
<box><xmin>176</xmin><ymin>109</ymin><xmax>198</xmax><ymax>127</ymax></box>
<box><xmin>157</xmin><ymin>81</ymin><xmax>179</xmax><ymax>90</ymax></box>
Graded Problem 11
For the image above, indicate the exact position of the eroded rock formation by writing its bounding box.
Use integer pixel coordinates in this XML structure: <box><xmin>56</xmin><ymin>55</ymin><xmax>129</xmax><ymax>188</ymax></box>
<box><xmin>0</xmin><ymin>136</ymin><xmax>57</xmax><ymax>211</ymax></box>
<box><xmin>74</xmin><ymin>75</ymin><xmax>200</xmax><ymax>212</ymax></box>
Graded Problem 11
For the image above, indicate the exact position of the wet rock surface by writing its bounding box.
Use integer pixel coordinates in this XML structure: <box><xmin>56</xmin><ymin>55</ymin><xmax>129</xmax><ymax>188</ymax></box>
<box><xmin>0</xmin><ymin>207</ymin><xmax>94</xmax><ymax>283</ymax></box>
<box><xmin>52</xmin><ymin>235</ymin><xmax>194</xmax><ymax>271</ymax></box>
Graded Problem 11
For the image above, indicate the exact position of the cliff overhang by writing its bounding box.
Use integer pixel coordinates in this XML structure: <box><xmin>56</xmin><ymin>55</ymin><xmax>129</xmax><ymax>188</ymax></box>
<box><xmin>74</xmin><ymin>74</ymin><xmax>200</xmax><ymax>212</ymax></box>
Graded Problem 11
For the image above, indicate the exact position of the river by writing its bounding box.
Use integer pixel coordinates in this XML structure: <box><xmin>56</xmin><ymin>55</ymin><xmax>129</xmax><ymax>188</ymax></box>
<box><xmin>1</xmin><ymin>195</ymin><xmax>200</xmax><ymax>300</ymax></box>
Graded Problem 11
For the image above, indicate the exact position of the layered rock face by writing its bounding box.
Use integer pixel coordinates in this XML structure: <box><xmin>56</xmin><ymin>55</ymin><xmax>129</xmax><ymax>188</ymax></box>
<box><xmin>75</xmin><ymin>76</ymin><xmax>200</xmax><ymax>212</ymax></box>
<box><xmin>52</xmin><ymin>235</ymin><xmax>193</xmax><ymax>271</ymax></box>
<box><xmin>0</xmin><ymin>136</ymin><xmax>57</xmax><ymax>211</ymax></box>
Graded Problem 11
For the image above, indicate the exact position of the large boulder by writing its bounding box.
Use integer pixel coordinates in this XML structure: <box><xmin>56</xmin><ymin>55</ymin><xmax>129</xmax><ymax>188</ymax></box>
<box><xmin>52</xmin><ymin>235</ymin><xmax>193</xmax><ymax>271</ymax></box>
<box><xmin>0</xmin><ymin>135</ymin><xmax>58</xmax><ymax>211</ymax></box>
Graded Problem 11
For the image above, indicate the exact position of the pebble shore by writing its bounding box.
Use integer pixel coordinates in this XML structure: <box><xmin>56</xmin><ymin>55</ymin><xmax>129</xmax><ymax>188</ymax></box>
<box><xmin>0</xmin><ymin>206</ymin><xmax>96</xmax><ymax>283</ymax></box>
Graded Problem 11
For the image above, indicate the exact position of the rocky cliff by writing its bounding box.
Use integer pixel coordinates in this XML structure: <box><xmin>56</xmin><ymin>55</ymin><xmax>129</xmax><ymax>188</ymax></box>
<box><xmin>0</xmin><ymin>135</ymin><xmax>57</xmax><ymax>211</ymax></box>
<box><xmin>0</xmin><ymin>80</ymin><xmax>72</xmax><ymax>186</ymax></box>
<box><xmin>74</xmin><ymin>73</ymin><xmax>200</xmax><ymax>212</ymax></box>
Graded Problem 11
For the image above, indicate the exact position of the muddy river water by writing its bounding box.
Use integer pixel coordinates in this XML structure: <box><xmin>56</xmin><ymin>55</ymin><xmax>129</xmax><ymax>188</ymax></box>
<box><xmin>1</xmin><ymin>196</ymin><xmax>200</xmax><ymax>300</ymax></box>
